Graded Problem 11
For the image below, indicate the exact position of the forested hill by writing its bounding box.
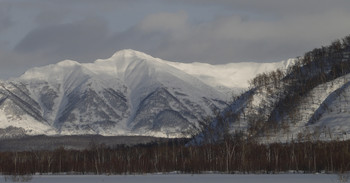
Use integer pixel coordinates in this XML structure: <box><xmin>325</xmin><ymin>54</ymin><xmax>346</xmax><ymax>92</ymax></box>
<box><xmin>200</xmin><ymin>35</ymin><xmax>350</xmax><ymax>143</ymax></box>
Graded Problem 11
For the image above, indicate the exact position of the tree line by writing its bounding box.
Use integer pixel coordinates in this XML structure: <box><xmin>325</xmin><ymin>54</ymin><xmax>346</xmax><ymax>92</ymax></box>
<box><xmin>0</xmin><ymin>138</ymin><xmax>350</xmax><ymax>175</ymax></box>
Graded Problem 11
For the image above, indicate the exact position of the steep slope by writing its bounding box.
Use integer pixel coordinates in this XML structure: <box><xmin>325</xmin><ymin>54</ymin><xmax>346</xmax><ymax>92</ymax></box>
<box><xmin>7</xmin><ymin>60</ymin><xmax>131</xmax><ymax>136</ymax></box>
<box><xmin>0</xmin><ymin>80</ymin><xmax>56</xmax><ymax>135</ymax></box>
<box><xmin>86</xmin><ymin>50</ymin><xmax>228</xmax><ymax>136</ymax></box>
<box><xmin>306</xmin><ymin>74</ymin><xmax>350</xmax><ymax>140</ymax></box>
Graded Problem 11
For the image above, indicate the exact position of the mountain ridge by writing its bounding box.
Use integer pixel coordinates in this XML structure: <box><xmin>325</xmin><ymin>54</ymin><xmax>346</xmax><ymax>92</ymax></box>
<box><xmin>0</xmin><ymin>49</ymin><xmax>292</xmax><ymax>138</ymax></box>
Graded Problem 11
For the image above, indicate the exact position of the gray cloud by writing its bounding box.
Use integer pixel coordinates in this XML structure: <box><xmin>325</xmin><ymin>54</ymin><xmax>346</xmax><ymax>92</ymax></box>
<box><xmin>171</xmin><ymin>0</ymin><xmax>350</xmax><ymax>16</ymax></box>
<box><xmin>1</xmin><ymin>0</ymin><xmax>350</xmax><ymax>79</ymax></box>
<box><xmin>0</xmin><ymin>4</ymin><xmax>12</xmax><ymax>32</ymax></box>
<box><xmin>34</xmin><ymin>9</ymin><xmax>71</xmax><ymax>26</ymax></box>
<box><xmin>105</xmin><ymin>10</ymin><xmax>350</xmax><ymax>63</ymax></box>
<box><xmin>14</xmin><ymin>17</ymin><xmax>110</xmax><ymax>62</ymax></box>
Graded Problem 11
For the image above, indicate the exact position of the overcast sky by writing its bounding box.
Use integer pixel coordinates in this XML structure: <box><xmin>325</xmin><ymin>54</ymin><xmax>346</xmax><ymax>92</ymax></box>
<box><xmin>0</xmin><ymin>0</ymin><xmax>350</xmax><ymax>79</ymax></box>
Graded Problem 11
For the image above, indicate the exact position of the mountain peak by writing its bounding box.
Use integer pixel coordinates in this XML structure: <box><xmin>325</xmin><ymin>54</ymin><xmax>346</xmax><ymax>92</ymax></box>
<box><xmin>57</xmin><ymin>60</ymin><xmax>80</xmax><ymax>67</ymax></box>
<box><xmin>110</xmin><ymin>49</ymin><xmax>156</xmax><ymax>61</ymax></box>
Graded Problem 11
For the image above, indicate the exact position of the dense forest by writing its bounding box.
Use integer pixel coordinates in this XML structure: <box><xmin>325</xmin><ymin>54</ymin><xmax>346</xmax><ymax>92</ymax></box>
<box><xmin>0</xmin><ymin>138</ymin><xmax>350</xmax><ymax>175</ymax></box>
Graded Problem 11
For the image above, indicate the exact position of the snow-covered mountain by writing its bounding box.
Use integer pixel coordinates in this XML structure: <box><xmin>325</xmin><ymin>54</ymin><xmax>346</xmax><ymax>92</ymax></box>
<box><xmin>0</xmin><ymin>49</ymin><xmax>291</xmax><ymax>138</ymax></box>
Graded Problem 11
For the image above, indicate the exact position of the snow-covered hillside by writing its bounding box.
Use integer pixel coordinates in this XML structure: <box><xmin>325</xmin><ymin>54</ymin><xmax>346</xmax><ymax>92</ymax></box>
<box><xmin>196</xmin><ymin>74</ymin><xmax>350</xmax><ymax>143</ymax></box>
<box><xmin>257</xmin><ymin>73</ymin><xmax>350</xmax><ymax>142</ymax></box>
<box><xmin>0</xmin><ymin>49</ymin><xmax>291</xmax><ymax>138</ymax></box>
<box><xmin>199</xmin><ymin>39</ymin><xmax>350</xmax><ymax>143</ymax></box>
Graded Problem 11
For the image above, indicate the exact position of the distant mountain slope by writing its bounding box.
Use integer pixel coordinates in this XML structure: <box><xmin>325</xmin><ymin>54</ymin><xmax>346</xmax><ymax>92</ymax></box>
<box><xmin>165</xmin><ymin>59</ymin><xmax>294</xmax><ymax>95</ymax></box>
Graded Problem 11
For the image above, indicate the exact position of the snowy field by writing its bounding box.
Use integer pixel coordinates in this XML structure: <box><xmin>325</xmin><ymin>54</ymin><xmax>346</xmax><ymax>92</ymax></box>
<box><xmin>0</xmin><ymin>174</ymin><xmax>342</xmax><ymax>183</ymax></box>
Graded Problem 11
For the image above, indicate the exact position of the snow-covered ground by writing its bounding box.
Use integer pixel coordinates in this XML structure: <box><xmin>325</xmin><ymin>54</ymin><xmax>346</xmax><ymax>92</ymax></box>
<box><xmin>0</xmin><ymin>174</ymin><xmax>341</xmax><ymax>183</ymax></box>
